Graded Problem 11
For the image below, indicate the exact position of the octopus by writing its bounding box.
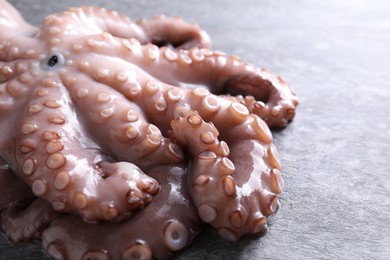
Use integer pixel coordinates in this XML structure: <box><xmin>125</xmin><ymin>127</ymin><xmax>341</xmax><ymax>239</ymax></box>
<box><xmin>0</xmin><ymin>1</ymin><xmax>298</xmax><ymax>259</ymax></box>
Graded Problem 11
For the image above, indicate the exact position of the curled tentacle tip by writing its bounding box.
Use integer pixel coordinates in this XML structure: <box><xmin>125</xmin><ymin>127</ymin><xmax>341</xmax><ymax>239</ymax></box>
<box><xmin>140</xmin><ymin>178</ymin><xmax>160</xmax><ymax>195</ymax></box>
<box><xmin>127</xmin><ymin>189</ymin><xmax>146</xmax><ymax>207</ymax></box>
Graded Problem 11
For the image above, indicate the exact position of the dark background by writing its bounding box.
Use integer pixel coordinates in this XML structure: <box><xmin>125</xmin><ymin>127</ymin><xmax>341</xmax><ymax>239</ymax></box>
<box><xmin>1</xmin><ymin>0</ymin><xmax>389</xmax><ymax>259</ymax></box>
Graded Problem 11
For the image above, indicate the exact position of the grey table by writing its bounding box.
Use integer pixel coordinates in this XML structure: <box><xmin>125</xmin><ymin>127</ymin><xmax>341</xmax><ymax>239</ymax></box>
<box><xmin>1</xmin><ymin>0</ymin><xmax>390</xmax><ymax>259</ymax></box>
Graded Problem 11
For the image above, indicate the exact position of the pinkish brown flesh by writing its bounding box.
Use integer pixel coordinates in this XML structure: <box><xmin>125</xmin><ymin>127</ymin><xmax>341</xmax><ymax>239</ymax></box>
<box><xmin>0</xmin><ymin>1</ymin><xmax>298</xmax><ymax>259</ymax></box>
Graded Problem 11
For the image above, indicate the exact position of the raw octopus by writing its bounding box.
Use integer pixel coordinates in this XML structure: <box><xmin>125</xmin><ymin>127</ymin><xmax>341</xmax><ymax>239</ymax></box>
<box><xmin>0</xmin><ymin>1</ymin><xmax>298</xmax><ymax>259</ymax></box>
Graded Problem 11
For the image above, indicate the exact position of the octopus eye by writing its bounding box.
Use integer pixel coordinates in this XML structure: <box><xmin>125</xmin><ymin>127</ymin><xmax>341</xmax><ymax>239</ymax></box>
<box><xmin>41</xmin><ymin>53</ymin><xmax>65</xmax><ymax>71</ymax></box>
<box><xmin>47</xmin><ymin>55</ymin><xmax>59</xmax><ymax>67</ymax></box>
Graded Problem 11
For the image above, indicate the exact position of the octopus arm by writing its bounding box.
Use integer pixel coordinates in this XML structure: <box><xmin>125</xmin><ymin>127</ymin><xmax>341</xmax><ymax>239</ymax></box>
<box><xmin>0</xmin><ymin>0</ymin><xmax>37</xmax><ymax>37</ymax></box>
<box><xmin>0</xmin><ymin>158</ymin><xmax>60</xmax><ymax>244</ymax></box>
<box><xmin>171</xmin><ymin>110</ymin><xmax>283</xmax><ymax>240</ymax></box>
<box><xmin>125</xmin><ymin>45</ymin><xmax>299</xmax><ymax>128</ymax></box>
<box><xmin>0</xmin><ymin>1</ymin><xmax>40</xmax><ymax>64</ymax></box>
<box><xmin>36</xmin><ymin>5</ymin><xmax>210</xmax><ymax>51</ymax></box>
<box><xmin>1</xmin><ymin>197</ymin><xmax>62</xmax><ymax>243</ymax></box>
<box><xmin>169</xmin><ymin>49</ymin><xmax>299</xmax><ymax>128</ymax></box>
<box><xmin>136</xmin><ymin>15</ymin><xmax>211</xmax><ymax>49</ymax></box>
<box><xmin>9</xmin><ymin>76</ymin><xmax>160</xmax><ymax>222</ymax></box>
<box><xmin>70</xmin><ymin>40</ymin><xmax>297</xmax><ymax>130</ymax></box>
<box><xmin>41</xmin><ymin>165</ymin><xmax>201</xmax><ymax>260</ymax></box>
<box><xmin>0</xmin><ymin>162</ymin><xmax>31</xmax><ymax>210</ymax></box>
<box><xmin>35</xmin><ymin>6</ymin><xmax>148</xmax><ymax>40</ymax></box>
<box><xmin>60</xmin><ymin>70</ymin><xmax>185</xmax><ymax>169</ymax></box>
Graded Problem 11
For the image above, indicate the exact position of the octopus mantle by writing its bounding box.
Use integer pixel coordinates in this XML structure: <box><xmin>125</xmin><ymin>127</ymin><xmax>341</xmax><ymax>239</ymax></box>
<box><xmin>0</xmin><ymin>1</ymin><xmax>298</xmax><ymax>259</ymax></box>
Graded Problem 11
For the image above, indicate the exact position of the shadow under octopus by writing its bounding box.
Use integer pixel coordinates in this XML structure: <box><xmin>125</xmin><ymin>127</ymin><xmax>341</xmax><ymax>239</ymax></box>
<box><xmin>0</xmin><ymin>1</ymin><xmax>298</xmax><ymax>259</ymax></box>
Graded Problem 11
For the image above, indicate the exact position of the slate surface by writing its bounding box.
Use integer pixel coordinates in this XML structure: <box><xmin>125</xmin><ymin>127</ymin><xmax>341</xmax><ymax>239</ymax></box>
<box><xmin>1</xmin><ymin>0</ymin><xmax>390</xmax><ymax>259</ymax></box>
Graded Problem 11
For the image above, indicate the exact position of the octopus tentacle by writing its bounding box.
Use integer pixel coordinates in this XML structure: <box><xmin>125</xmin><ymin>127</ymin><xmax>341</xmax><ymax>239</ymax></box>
<box><xmin>74</xmin><ymin>52</ymin><xmax>256</xmax><ymax>139</ymax></box>
<box><xmin>0</xmin><ymin>1</ymin><xmax>40</xmax><ymax>62</ymax></box>
<box><xmin>70</xmin><ymin>48</ymin><xmax>275</xmax><ymax>137</ymax></box>
<box><xmin>0</xmin><ymin>158</ymin><xmax>60</xmax><ymax>244</ymax></box>
<box><xmin>36</xmin><ymin>6</ymin><xmax>147</xmax><ymax>40</ymax></box>
<box><xmin>137</xmin><ymin>15</ymin><xmax>211</xmax><ymax>49</ymax></box>
<box><xmin>72</xmin><ymin>36</ymin><xmax>298</xmax><ymax>128</ymax></box>
<box><xmin>171</xmin><ymin>110</ymin><xmax>283</xmax><ymax>240</ymax></box>
<box><xmin>128</xmin><ymin>46</ymin><xmax>298</xmax><ymax>128</ymax></box>
<box><xmin>38</xmin><ymin>6</ymin><xmax>210</xmax><ymax>50</ymax></box>
<box><xmin>41</xmin><ymin>165</ymin><xmax>200</xmax><ymax>260</ymax></box>
<box><xmin>0</xmin><ymin>0</ymin><xmax>37</xmax><ymax>37</ymax></box>
<box><xmin>223</xmin><ymin>68</ymin><xmax>299</xmax><ymax>128</ymax></box>
<box><xmin>60</xmin><ymin>70</ymin><xmax>184</xmax><ymax>169</ymax></box>
<box><xmin>0</xmin><ymin>161</ymin><xmax>31</xmax><ymax>210</ymax></box>
<box><xmin>0</xmin><ymin>36</ymin><xmax>41</xmax><ymax>62</ymax></box>
<box><xmin>8</xmin><ymin>75</ymin><xmax>159</xmax><ymax>222</ymax></box>
<box><xmin>1</xmin><ymin>197</ymin><xmax>62</xmax><ymax>243</ymax></box>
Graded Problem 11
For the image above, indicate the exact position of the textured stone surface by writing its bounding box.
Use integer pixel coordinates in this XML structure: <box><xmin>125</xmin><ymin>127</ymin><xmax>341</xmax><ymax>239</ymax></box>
<box><xmin>1</xmin><ymin>0</ymin><xmax>390</xmax><ymax>259</ymax></box>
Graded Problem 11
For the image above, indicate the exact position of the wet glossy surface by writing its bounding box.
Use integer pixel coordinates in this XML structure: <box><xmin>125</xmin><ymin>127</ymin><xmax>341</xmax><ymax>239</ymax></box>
<box><xmin>2</xmin><ymin>0</ymin><xmax>390</xmax><ymax>259</ymax></box>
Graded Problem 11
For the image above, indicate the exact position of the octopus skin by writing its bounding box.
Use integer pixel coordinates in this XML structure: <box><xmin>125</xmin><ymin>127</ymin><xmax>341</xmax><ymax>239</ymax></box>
<box><xmin>0</xmin><ymin>159</ymin><xmax>31</xmax><ymax>211</ymax></box>
<box><xmin>41</xmin><ymin>165</ymin><xmax>201</xmax><ymax>260</ymax></box>
<box><xmin>171</xmin><ymin>110</ymin><xmax>283</xmax><ymax>241</ymax></box>
<box><xmin>0</xmin><ymin>1</ymin><xmax>299</xmax><ymax>259</ymax></box>
<box><xmin>1</xmin><ymin>165</ymin><xmax>199</xmax><ymax>259</ymax></box>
